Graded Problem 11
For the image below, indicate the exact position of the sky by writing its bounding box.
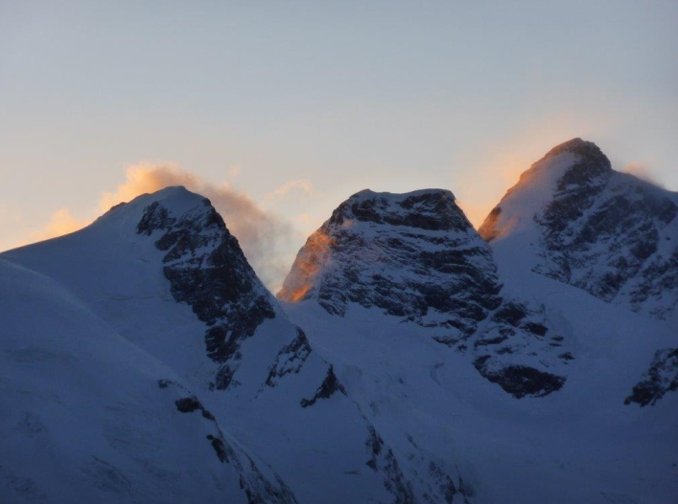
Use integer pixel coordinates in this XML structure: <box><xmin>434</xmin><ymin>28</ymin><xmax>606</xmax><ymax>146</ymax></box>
<box><xmin>1</xmin><ymin>1</ymin><xmax>677</xmax><ymax>288</ymax></box>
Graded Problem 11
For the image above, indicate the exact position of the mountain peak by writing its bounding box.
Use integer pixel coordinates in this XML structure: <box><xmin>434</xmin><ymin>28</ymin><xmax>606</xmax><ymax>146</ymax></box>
<box><xmin>280</xmin><ymin>188</ymin><xmax>572</xmax><ymax>399</ymax></box>
<box><xmin>508</xmin><ymin>137</ymin><xmax>612</xmax><ymax>190</ymax></box>
<box><xmin>480</xmin><ymin>138</ymin><xmax>678</xmax><ymax>319</ymax></box>
<box><xmin>101</xmin><ymin>185</ymin><xmax>211</xmax><ymax>221</ymax></box>
<box><xmin>7</xmin><ymin>185</ymin><xmax>279</xmax><ymax>390</ymax></box>
<box><xmin>327</xmin><ymin>188</ymin><xmax>466</xmax><ymax>232</ymax></box>
<box><xmin>542</xmin><ymin>137</ymin><xmax>609</xmax><ymax>165</ymax></box>
<box><xmin>479</xmin><ymin>138</ymin><xmax>614</xmax><ymax>242</ymax></box>
<box><xmin>279</xmin><ymin>187</ymin><xmax>501</xmax><ymax>326</ymax></box>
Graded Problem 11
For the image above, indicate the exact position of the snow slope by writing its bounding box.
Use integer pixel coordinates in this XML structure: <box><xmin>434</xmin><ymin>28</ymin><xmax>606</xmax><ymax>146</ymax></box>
<box><xmin>280</xmin><ymin>187</ymin><xmax>678</xmax><ymax>504</ymax></box>
<box><xmin>0</xmin><ymin>258</ymin><xmax>295</xmax><ymax>504</ymax></box>
<box><xmin>2</xmin><ymin>187</ymin><xmax>443</xmax><ymax>504</ymax></box>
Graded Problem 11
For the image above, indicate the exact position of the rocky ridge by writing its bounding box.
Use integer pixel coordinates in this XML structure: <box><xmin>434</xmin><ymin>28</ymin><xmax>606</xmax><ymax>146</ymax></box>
<box><xmin>280</xmin><ymin>189</ymin><xmax>571</xmax><ymax>398</ymax></box>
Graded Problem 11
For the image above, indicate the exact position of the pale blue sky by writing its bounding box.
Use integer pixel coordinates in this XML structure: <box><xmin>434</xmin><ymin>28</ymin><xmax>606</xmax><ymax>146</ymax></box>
<box><xmin>1</xmin><ymin>1</ymin><xmax>677</xmax><ymax>282</ymax></box>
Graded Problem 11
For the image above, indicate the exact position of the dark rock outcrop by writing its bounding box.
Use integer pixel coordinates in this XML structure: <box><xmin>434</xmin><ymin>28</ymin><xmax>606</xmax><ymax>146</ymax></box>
<box><xmin>300</xmin><ymin>366</ymin><xmax>346</xmax><ymax>408</ymax></box>
<box><xmin>625</xmin><ymin>348</ymin><xmax>678</xmax><ymax>406</ymax></box>
<box><xmin>137</xmin><ymin>193</ymin><xmax>276</xmax><ymax>389</ymax></box>
<box><xmin>473</xmin><ymin>356</ymin><xmax>565</xmax><ymax>398</ymax></box>
<box><xmin>365</xmin><ymin>427</ymin><xmax>416</xmax><ymax>504</ymax></box>
<box><xmin>265</xmin><ymin>329</ymin><xmax>313</xmax><ymax>387</ymax></box>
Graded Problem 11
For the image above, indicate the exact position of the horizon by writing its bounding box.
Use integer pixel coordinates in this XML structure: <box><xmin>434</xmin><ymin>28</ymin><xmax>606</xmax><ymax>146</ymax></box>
<box><xmin>2</xmin><ymin>2</ymin><xmax>677</xmax><ymax>288</ymax></box>
<box><xmin>1</xmin><ymin>135</ymin><xmax>674</xmax><ymax>290</ymax></box>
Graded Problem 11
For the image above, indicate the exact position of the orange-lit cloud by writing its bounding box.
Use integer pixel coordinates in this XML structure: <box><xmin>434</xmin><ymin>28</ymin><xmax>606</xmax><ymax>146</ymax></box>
<box><xmin>623</xmin><ymin>162</ymin><xmax>663</xmax><ymax>187</ymax></box>
<box><xmin>27</xmin><ymin>208</ymin><xmax>90</xmax><ymax>243</ymax></box>
<box><xmin>266</xmin><ymin>179</ymin><xmax>315</xmax><ymax>201</ymax></box>
<box><xmin>454</xmin><ymin>113</ymin><xmax>607</xmax><ymax>229</ymax></box>
<box><xmin>6</xmin><ymin>164</ymin><xmax>300</xmax><ymax>290</ymax></box>
<box><xmin>101</xmin><ymin>164</ymin><xmax>299</xmax><ymax>288</ymax></box>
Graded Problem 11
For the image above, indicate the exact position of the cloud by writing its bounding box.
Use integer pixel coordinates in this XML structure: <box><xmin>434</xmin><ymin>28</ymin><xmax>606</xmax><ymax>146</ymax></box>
<box><xmin>623</xmin><ymin>162</ymin><xmax>663</xmax><ymax>188</ymax></box>
<box><xmin>272</xmin><ymin>179</ymin><xmax>314</xmax><ymax>197</ymax></box>
<box><xmin>454</xmin><ymin>115</ymin><xmax>605</xmax><ymax>229</ymax></box>
<box><xmin>27</xmin><ymin>208</ymin><xmax>90</xmax><ymax>243</ymax></box>
<box><xmin>266</xmin><ymin>179</ymin><xmax>315</xmax><ymax>202</ymax></box>
<box><xmin>8</xmin><ymin>164</ymin><xmax>301</xmax><ymax>291</ymax></box>
<box><xmin>100</xmin><ymin>164</ymin><xmax>299</xmax><ymax>289</ymax></box>
<box><xmin>227</xmin><ymin>165</ymin><xmax>242</xmax><ymax>178</ymax></box>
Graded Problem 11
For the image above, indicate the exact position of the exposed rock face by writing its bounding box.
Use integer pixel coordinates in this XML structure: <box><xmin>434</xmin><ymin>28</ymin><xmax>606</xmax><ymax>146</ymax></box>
<box><xmin>136</xmin><ymin>194</ymin><xmax>276</xmax><ymax>389</ymax></box>
<box><xmin>280</xmin><ymin>189</ymin><xmax>570</xmax><ymax>398</ymax></box>
<box><xmin>625</xmin><ymin>348</ymin><xmax>678</xmax><ymax>406</ymax></box>
<box><xmin>299</xmin><ymin>366</ymin><xmax>346</xmax><ymax>408</ymax></box>
<box><xmin>265</xmin><ymin>329</ymin><xmax>313</xmax><ymax>387</ymax></box>
<box><xmin>480</xmin><ymin>138</ymin><xmax>678</xmax><ymax>319</ymax></box>
<box><xmin>473</xmin><ymin>356</ymin><xmax>565</xmax><ymax>399</ymax></box>
<box><xmin>279</xmin><ymin>189</ymin><xmax>502</xmax><ymax>330</ymax></box>
<box><xmin>468</xmin><ymin>301</ymin><xmax>571</xmax><ymax>398</ymax></box>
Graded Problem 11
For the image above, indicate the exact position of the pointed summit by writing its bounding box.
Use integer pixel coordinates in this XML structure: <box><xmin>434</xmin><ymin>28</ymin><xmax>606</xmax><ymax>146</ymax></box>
<box><xmin>480</xmin><ymin>139</ymin><xmax>678</xmax><ymax>319</ymax></box>
<box><xmin>479</xmin><ymin>138</ymin><xmax>612</xmax><ymax>242</ymax></box>
<box><xmin>5</xmin><ymin>185</ymin><xmax>280</xmax><ymax>389</ymax></box>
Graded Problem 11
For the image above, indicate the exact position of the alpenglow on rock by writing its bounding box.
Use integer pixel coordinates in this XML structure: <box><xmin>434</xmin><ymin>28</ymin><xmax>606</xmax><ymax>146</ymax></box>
<box><xmin>279</xmin><ymin>189</ymin><xmax>503</xmax><ymax>330</ymax></box>
<box><xmin>280</xmin><ymin>189</ymin><xmax>572</xmax><ymax>398</ymax></box>
<box><xmin>480</xmin><ymin>138</ymin><xmax>678</xmax><ymax>320</ymax></box>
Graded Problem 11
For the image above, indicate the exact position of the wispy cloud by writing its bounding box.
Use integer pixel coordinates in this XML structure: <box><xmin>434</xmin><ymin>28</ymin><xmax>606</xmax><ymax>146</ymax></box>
<box><xmin>102</xmin><ymin>164</ymin><xmax>299</xmax><ymax>288</ymax></box>
<box><xmin>266</xmin><ymin>179</ymin><xmax>315</xmax><ymax>202</ymax></box>
<box><xmin>27</xmin><ymin>208</ymin><xmax>89</xmax><ymax>243</ymax></box>
<box><xmin>5</xmin><ymin>164</ymin><xmax>301</xmax><ymax>290</ymax></box>
<box><xmin>623</xmin><ymin>162</ymin><xmax>663</xmax><ymax>188</ymax></box>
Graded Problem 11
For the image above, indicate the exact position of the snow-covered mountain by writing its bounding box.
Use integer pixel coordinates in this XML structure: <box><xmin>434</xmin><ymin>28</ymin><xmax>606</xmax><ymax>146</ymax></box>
<box><xmin>479</xmin><ymin>138</ymin><xmax>678</xmax><ymax>320</ymax></box>
<box><xmin>2</xmin><ymin>186</ymin><xmax>461</xmax><ymax>504</ymax></box>
<box><xmin>279</xmin><ymin>189</ymin><xmax>571</xmax><ymax>399</ymax></box>
<box><xmin>279</xmin><ymin>174</ymin><xmax>677</xmax><ymax>502</ymax></box>
<box><xmin>2</xmin><ymin>139</ymin><xmax>677</xmax><ymax>504</ymax></box>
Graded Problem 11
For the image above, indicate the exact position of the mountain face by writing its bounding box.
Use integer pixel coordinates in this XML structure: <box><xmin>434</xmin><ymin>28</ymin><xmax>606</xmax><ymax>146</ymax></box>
<box><xmin>479</xmin><ymin>138</ymin><xmax>678</xmax><ymax>320</ymax></box>
<box><xmin>135</xmin><ymin>196</ymin><xmax>276</xmax><ymax>390</ymax></box>
<box><xmin>279</xmin><ymin>183</ymin><xmax>676</xmax><ymax>503</ymax></box>
<box><xmin>280</xmin><ymin>189</ymin><xmax>571</xmax><ymax>398</ymax></box>
<box><xmin>280</xmin><ymin>189</ymin><xmax>502</xmax><ymax>326</ymax></box>
<box><xmin>2</xmin><ymin>187</ymin><xmax>463</xmax><ymax>504</ymax></box>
